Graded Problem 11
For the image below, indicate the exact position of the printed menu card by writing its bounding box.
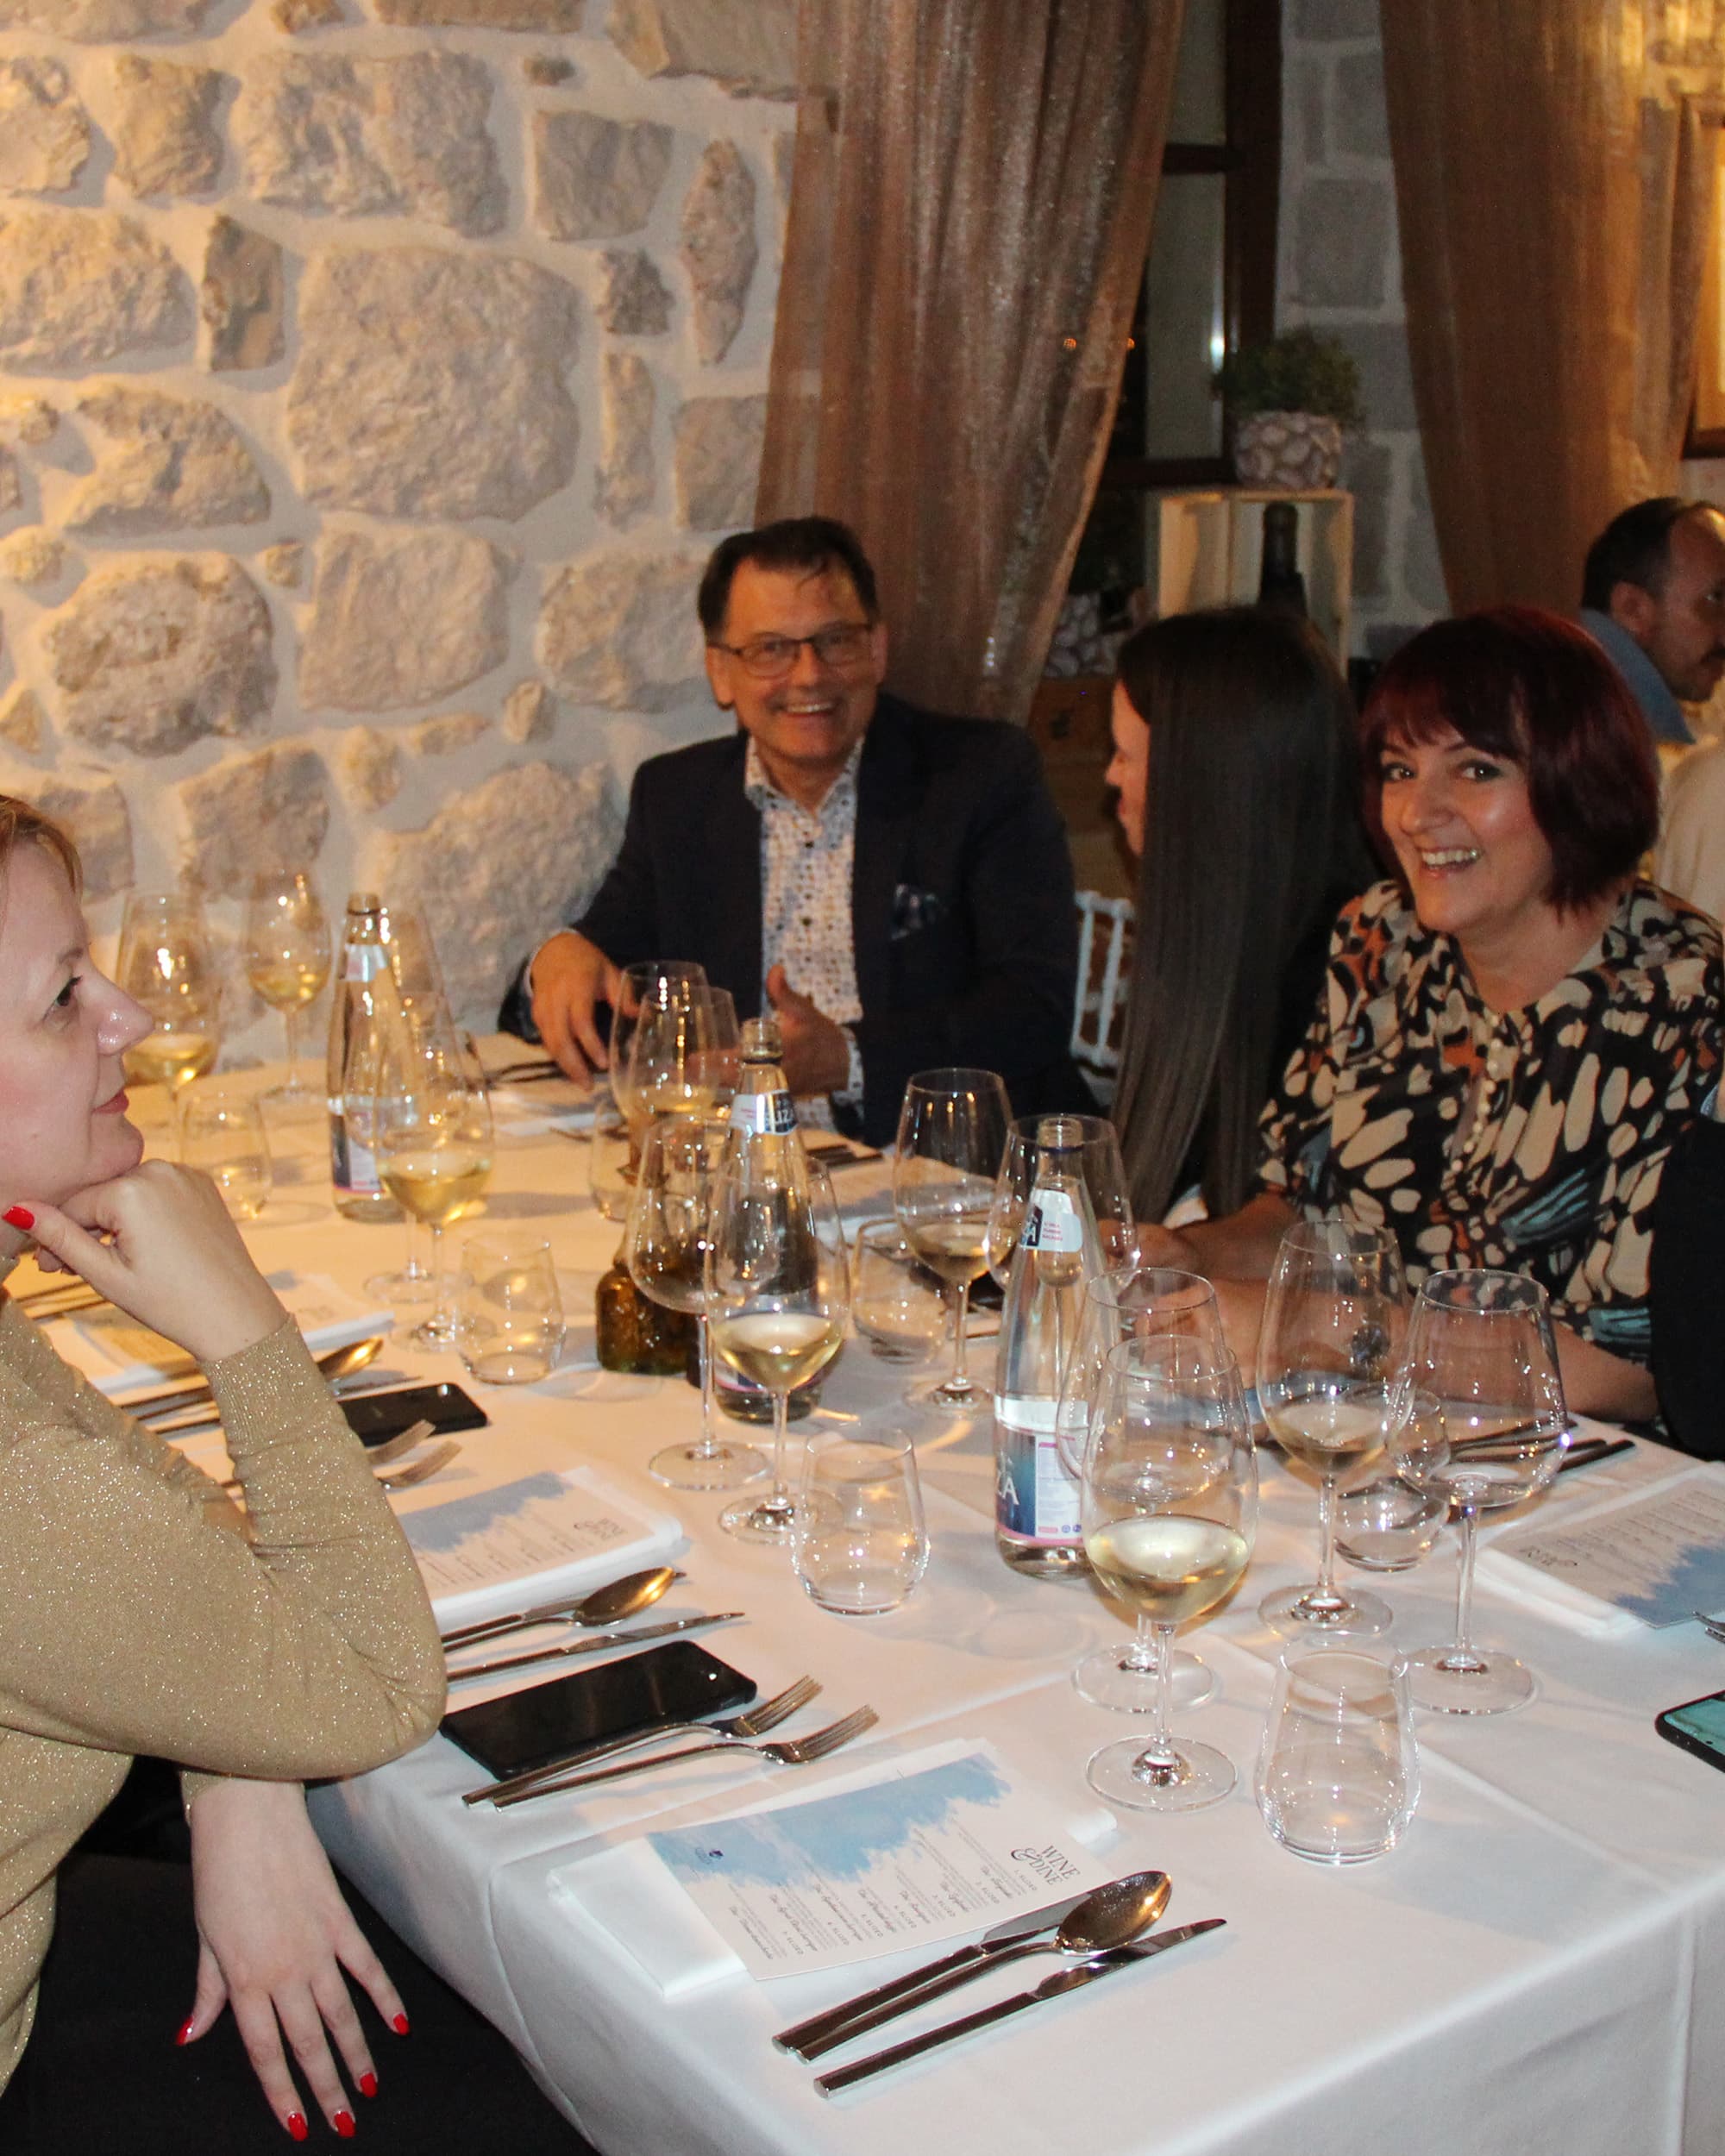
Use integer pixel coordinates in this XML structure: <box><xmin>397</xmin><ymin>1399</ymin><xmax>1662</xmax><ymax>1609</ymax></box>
<box><xmin>1490</xmin><ymin>1466</ymin><xmax>1725</xmax><ymax>1627</ymax></box>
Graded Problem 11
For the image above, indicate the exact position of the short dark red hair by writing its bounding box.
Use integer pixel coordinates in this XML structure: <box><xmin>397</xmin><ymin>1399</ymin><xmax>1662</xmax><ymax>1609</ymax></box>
<box><xmin>1359</xmin><ymin>605</ymin><xmax>1659</xmax><ymax>912</ymax></box>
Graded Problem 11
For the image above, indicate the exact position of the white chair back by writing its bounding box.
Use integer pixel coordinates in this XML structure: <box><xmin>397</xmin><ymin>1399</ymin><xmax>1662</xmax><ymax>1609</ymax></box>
<box><xmin>1070</xmin><ymin>891</ymin><xmax>1134</xmax><ymax>1095</ymax></box>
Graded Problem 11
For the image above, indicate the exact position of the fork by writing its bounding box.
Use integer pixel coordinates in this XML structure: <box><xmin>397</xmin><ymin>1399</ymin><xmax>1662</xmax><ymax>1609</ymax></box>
<box><xmin>492</xmin><ymin>1705</ymin><xmax>880</xmax><ymax>1808</ymax></box>
<box><xmin>220</xmin><ymin>1420</ymin><xmax>440</xmax><ymax>1493</ymax></box>
<box><xmin>375</xmin><ymin>1440</ymin><xmax>461</xmax><ymax>1490</ymax></box>
<box><xmin>1694</xmin><ymin>1611</ymin><xmax>1725</xmax><ymax>1643</ymax></box>
<box><xmin>461</xmin><ymin>1676</ymin><xmax>825</xmax><ymax>1807</ymax></box>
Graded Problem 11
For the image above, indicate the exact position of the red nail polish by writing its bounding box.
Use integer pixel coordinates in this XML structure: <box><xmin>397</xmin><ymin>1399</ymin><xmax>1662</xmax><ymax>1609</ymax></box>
<box><xmin>334</xmin><ymin>2109</ymin><xmax>356</xmax><ymax>2139</ymax></box>
<box><xmin>3</xmin><ymin>1206</ymin><xmax>34</xmax><ymax>1231</ymax></box>
<box><xmin>286</xmin><ymin>2116</ymin><xmax>309</xmax><ymax>2144</ymax></box>
<box><xmin>174</xmin><ymin>2016</ymin><xmax>193</xmax><ymax>2046</ymax></box>
<box><xmin>358</xmin><ymin>2072</ymin><xmax>378</xmax><ymax>2099</ymax></box>
<box><xmin>391</xmin><ymin>2013</ymin><xmax>410</xmax><ymax>2036</ymax></box>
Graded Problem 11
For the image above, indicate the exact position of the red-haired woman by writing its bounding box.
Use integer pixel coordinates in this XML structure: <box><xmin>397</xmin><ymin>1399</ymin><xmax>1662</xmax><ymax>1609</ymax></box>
<box><xmin>1141</xmin><ymin>605</ymin><xmax>1722</xmax><ymax>1423</ymax></box>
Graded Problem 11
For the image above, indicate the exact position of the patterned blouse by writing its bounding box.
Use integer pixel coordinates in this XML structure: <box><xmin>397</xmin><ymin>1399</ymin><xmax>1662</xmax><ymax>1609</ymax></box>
<box><xmin>1258</xmin><ymin>879</ymin><xmax>1722</xmax><ymax>1365</ymax></box>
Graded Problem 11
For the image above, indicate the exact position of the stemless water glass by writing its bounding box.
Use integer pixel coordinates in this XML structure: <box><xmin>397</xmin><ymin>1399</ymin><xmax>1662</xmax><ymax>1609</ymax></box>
<box><xmin>712</xmin><ymin>1156</ymin><xmax>850</xmax><ymax>1543</ymax></box>
<box><xmin>851</xmin><ymin>1219</ymin><xmax>948</xmax><ymax>1365</ymax></box>
<box><xmin>1389</xmin><ymin>1269</ymin><xmax>1570</xmax><ymax>1714</ymax></box>
<box><xmin>1256</xmin><ymin>1637</ymin><xmax>1420</xmax><ymax>1863</ymax></box>
<box><xmin>1062</xmin><ymin>1268</ymin><xmax>1229</xmax><ymax>1713</ymax></box>
<box><xmin>792</xmin><ymin>1418</ymin><xmax>930</xmax><ymax>1616</ymax></box>
<box><xmin>242</xmin><ymin>871</ymin><xmax>330</xmax><ymax>1105</ymax></box>
<box><xmin>624</xmin><ymin>1116</ymin><xmax>766</xmax><ymax>1493</ymax></box>
<box><xmin>178</xmin><ymin>1084</ymin><xmax>272</xmax><ymax>1220</ymax></box>
<box><xmin>988</xmin><ymin>1113</ymin><xmax>1139</xmax><ymax>1283</ymax></box>
<box><xmin>373</xmin><ymin>1029</ymin><xmax>494</xmax><ymax>1349</ymax></box>
<box><xmin>458</xmin><ymin>1233</ymin><xmax>565</xmax><ymax>1385</ymax></box>
<box><xmin>1082</xmin><ymin>1337</ymin><xmax>1258</xmax><ymax>1813</ymax></box>
<box><xmin>116</xmin><ymin>893</ymin><xmax>222</xmax><ymax>1104</ymax></box>
<box><xmin>894</xmin><ymin>1068</ymin><xmax>1011</xmax><ymax>1409</ymax></box>
<box><xmin>1257</xmin><ymin>1219</ymin><xmax>1408</xmax><ymax>1639</ymax></box>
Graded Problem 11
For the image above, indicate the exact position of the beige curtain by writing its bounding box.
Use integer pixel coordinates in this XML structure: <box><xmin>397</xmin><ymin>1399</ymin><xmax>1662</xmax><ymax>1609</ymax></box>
<box><xmin>1380</xmin><ymin>3</ymin><xmax>1725</xmax><ymax>617</ymax></box>
<box><xmin>756</xmin><ymin>0</ymin><xmax>1186</xmax><ymax>722</ymax></box>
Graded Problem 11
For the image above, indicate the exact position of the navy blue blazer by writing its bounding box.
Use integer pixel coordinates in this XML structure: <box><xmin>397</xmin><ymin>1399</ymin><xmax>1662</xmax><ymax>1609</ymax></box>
<box><xmin>499</xmin><ymin>693</ymin><xmax>1086</xmax><ymax>1144</ymax></box>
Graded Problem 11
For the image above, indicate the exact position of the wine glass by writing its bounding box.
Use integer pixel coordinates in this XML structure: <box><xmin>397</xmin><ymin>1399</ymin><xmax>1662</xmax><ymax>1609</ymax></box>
<box><xmin>988</xmin><ymin>1112</ymin><xmax>1139</xmax><ymax>1283</ymax></box>
<box><xmin>116</xmin><ymin>893</ymin><xmax>223</xmax><ymax>1112</ymax></box>
<box><xmin>1256</xmin><ymin>1219</ymin><xmax>1408</xmax><ymax>1640</ymax></box>
<box><xmin>242</xmin><ymin>871</ymin><xmax>330</xmax><ymax>1105</ymax></box>
<box><xmin>608</xmin><ymin>961</ymin><xmax>708</xmax><ymax>1132</ymax></box>
<box><xmin>626</xmin><ymin>985</ymin><xmax>741</xmax><ymax>1125</ymax></box>
<box><xmin>378</xmin><ymin>902</ymin><xmax>447</xmax><ymax>1013</ymax></box>
<box><xmin>363</xmin><ymin>989</ymin><xmax>462</xmax><ymax>1312</ymax></box>
<box><xmin>893</xmin><ymin>1068</ymin><xmax>1011</xmax><ymax>1408</ymax></box>
<box><xmin>1389</xmin><ymin>1269</ymin><xmax>1570</xmax><ymax>1714</ymax></box>
<box><xmin>624</xmin><ymin>1115</ymin><xmax>767</xmax><ymax>1493</ymax></box>
<box><xmin>711</xmin><ymin>1155</ymin><xmax>850</xmax><ymax>1543</ymax></box>
<box><xmin>373</xmin><ymin>1027</ymin><xmax>494</xmax><ymax>1349</ymax></box>
<box><xmin>1060</xmin><ymin>1268</ymin><xmax>1229</xmax><ymax>1713</ymax></box>
<box><xmin>1082</xmin><ymin>1336</ymin><xmax>1258</xmax><ymax>1812</ymax></box>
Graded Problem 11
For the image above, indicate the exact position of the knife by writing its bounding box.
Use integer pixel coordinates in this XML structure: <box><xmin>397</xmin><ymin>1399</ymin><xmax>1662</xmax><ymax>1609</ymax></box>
<box><xmin>444</xmin><ymin>1611</ymin><xmax>743</xmax><ymax>1683</ymax></box>
<box><xmin>775</xmin><ymin>1887</ymin><xmax>1104</xmax><ymax>2058</ymax></box>
<box><xmin>812</xmin><ymin>1921</ymin><xmax>1226</xmax><ymax>2097</ymax></box>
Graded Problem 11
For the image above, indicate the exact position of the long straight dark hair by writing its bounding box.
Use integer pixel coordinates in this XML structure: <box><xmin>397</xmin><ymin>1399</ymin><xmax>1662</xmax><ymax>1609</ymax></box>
<box><xmin>1112</xmin><ymin>606</ymin><xmax>1367</xmax><ymax>1223</ymax></box>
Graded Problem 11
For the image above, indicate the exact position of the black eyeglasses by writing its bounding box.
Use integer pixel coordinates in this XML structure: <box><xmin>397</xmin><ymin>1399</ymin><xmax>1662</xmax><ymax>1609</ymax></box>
<box><xmin>706</xmin><ymin>624</ymin><xmax>874</xmax><ymax>680</ymax></box>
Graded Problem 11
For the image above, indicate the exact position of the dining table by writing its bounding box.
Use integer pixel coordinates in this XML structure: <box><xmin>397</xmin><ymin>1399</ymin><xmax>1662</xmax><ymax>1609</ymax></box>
<box><xmin>126</xmin><ymin>1059</ymin><xmax>1725</xmax><ymax>2156</ymax></box>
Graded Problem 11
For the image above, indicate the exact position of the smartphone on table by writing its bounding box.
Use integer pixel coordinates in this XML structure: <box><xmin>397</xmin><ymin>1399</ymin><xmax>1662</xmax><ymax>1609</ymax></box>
<box><xmin>1654</xmin><ymin>1688</ymin><xmax>1725</xmax><ymax>1771</ymax></box>
<box><xmin>342</xmin><ymin>1381</ymin><xmax>489</xmax><ymax>1447</ymax></box>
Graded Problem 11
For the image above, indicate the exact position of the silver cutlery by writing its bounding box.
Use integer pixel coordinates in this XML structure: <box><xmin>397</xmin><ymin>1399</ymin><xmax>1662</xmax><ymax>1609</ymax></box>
<box><xmin>1694</xmin><ymin>1610</ymin><xmax>1725</xmax><ymax>1643</ymax></box>
<box><xmin>16</xmin><ymin>1280</ymin><xmax>107</xmax><ymax>1317</ymax></box>
<box><xmin>375</xmin><ymin>1440</ymin><xmax>461</xmax><ymax>1490</ymax></box>
<box><xmin>812</xmin><ymin>1921</ymin><xmax>1226</xmax><ymax>2097</ymax></box>
<box><xmin>493</xmin><ymin>1703</ymin><xmax>879</xmax><ymax>1808</ymax></box>
<box><xmin>1557</xmin><ymin>1437</ymin><xmax>1634</xmax><ymax>1473</ymax></box>
<box><xmin>440</xmin><ymin>1565</ymin><xmax>682</xmax><ymax>1651</ymax></box>
<box><xmin>462</xmin><ymin>1674</ymin><xmax>823</xmax><ymax>1807</ymax></box>
<box><xmin>127</xmin><ymin>1336</ymin><xmax>388</xmax><ymax>1425</ymax></box>
<box><xmin>779</xmin><ymin>1871</ymin><xmax>1170</xmax><ymax>2061</ymax></box>
<box><xmin>448</xmin><ymin>1611</ymin><xmax>746</xmax><ymax>1687</ymax></box>
<box><xmin>221</xmin><ymin>1419</ymin><xmax>437</xmax><ymax>1492</ymax></box>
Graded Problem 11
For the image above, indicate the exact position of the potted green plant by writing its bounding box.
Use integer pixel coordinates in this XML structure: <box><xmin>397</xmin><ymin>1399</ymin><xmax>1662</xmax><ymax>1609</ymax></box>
<box><xmin>1214</xmin><ymin>328</ymin><xmax>1365</xmax><ymax>490</ymax></box>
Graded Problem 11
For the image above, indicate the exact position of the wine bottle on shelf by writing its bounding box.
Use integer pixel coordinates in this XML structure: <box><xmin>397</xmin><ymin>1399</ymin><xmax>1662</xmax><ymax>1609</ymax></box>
<box><xmin>1256</xmin><ymin>500</ymin><xmax>1308</xmax><ymax>618</ymax></box>
<box><xmin>993</xmin><ymin>1115</ymin><xmax>1105</xmax><ymax>1580</ymax></box>
<box><xmin>327</xmin><ymin>893</ymin><xmax>402</xmax><ymax>1225</ymax></box>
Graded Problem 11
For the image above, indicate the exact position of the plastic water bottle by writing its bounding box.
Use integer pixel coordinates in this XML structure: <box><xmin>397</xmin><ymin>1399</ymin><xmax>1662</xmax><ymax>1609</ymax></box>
<box><xmin>993</xmin><ymin>1116</ymin><xmax>1105</xmax><ymax>1578</ymax></box>
<box><xmin>327</xmin><ymin>893</ymin><xmax>401</xmax><ymax>1223</ymax></box>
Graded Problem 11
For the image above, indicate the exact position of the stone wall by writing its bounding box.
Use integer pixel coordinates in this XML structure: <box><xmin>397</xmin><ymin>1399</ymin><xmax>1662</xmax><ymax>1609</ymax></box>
<box><xmin>1277</xmin><ymin>0</ymin><xmax>1445</xmax><ymax>657</ymax></box>
<box><xmin>0</xmin><ymin>0</ymin><xmax>794</xmax><ymax>1032</ymax></box>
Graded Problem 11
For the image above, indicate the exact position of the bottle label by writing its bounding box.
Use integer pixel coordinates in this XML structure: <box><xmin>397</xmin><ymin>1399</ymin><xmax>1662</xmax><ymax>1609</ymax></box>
<box><xmin>994</xmin><ymin>1395</ymin><xmax>1084</xmax><ymax>1545</ymax></box>
<box><xmin>342</xmin><ymin>943</ymin><xmax>387</xmax><ymax>984</ymax></box>
<box><xmin>1020</xmin><ymin>1188</ymin><xmax>1084</xmax><ymax>1254</ymax></box>
<box><xmin>329</xmin><ymin>1107</ymin><xmax>382</xmax><ymax>1198</ymax></box>
<box><xmin>730</xmin><ymin>1089</ymin><xmax>796</xmax><ymax>1136</ymax></box>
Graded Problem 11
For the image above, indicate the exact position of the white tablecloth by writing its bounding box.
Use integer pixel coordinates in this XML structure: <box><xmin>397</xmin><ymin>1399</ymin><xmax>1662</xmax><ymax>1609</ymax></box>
<box><xmin>198</xmin><ymin>1080</ymin><xmax>1724</xmax><ymax>2156</ymax></box>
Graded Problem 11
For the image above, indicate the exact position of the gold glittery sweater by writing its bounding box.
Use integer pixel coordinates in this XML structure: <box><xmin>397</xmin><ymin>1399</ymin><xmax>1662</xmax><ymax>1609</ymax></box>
<box><xmin>0</xmin><ymin>1289</ymin><xmax>447</xmax><ymax>2092</ymax></box>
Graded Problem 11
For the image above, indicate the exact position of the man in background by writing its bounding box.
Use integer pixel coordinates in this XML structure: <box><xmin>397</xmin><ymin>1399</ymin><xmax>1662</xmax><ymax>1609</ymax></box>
<box><xmin>501</xmin><ymin>517</ymin><xmax>1082</xmax><ymax>1142</ymax></box>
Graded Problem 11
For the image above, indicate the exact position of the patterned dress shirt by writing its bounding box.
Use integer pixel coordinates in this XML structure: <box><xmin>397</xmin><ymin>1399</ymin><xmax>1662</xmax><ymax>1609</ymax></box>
<box><xmin>743</xmin><ymin>737</ymin><xmax>865</xmax><ymax>1129</ymax></box>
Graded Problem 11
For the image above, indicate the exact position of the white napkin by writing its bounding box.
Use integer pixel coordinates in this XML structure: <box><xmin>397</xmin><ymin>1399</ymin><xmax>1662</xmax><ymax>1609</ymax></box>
<box><xmin>54</xmin><ymin>1274</ymin><xmax>393</xmax><ymax>1396</ymax></box>
<box><xmin>550</xmin><ymin>1737</ymin><xmax>1117</xmax><ymax>1999</ymax></box>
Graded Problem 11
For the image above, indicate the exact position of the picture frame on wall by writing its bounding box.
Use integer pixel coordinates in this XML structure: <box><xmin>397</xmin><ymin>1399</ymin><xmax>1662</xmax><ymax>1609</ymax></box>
<box><xmin>1688</xmin><ymin>118</ymin><xmax>1725</xmax><ymax>457</ymax></box>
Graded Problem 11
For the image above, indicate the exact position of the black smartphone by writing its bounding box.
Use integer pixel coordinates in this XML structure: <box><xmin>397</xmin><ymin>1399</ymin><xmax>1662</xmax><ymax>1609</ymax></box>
<box><xmin>342</xmin><ymin>1382</ymin><xmax>490</xmax><ymax>1447</ymax></box>
<box><xmin>442</xmin><ymin>1640</ymin><xmax>756</xmax><ymax>1779</ymax></box>
<box><xmin>1654</xmin><ymin>1688</ymin><xmax>1725</xmax><ymax>1772</ymax></box>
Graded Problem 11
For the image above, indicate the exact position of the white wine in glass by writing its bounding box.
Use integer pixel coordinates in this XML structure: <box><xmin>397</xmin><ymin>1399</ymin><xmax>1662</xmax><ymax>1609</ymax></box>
<box><xmin>894</xmin><ymin>1068</ymin><xmax>1011</xmax><ymax>1409</ymax></box>
<box><xmin>242</xmin><ymin>872</ymin><xmax>331</xmax><ymax>1105</ymax></box>
<box><xmin>116</xmin><ymin>893</ymin><xmax>222</xmax><ymax>1111</ymax></box>
<box><xmin>373</xmin><ymin>1031</ymin><xmax>493</xmax><ymax>1349</ymax></box>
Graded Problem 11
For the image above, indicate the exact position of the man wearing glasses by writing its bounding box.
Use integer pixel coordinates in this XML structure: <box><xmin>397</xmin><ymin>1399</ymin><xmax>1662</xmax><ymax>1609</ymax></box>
<box><xmin>503</xmin><ymin>516</ymin><xmax>1082</xmax><ymax>1142</ymax></box>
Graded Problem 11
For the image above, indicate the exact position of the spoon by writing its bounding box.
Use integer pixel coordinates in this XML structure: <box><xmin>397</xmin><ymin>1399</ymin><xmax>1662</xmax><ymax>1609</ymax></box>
<box><xmin>129</xmin><ymin>1336</ymin><xmax>386</xmax><ymax>1421</ymax></box>
<box><xmin>793</xmin><ymin>1870</ymin><xmax>1173</xmax><ymax>2061</ymax></box>
<box><xmin>439</xmin><ymin>1564</ymin><xmax>684</xmax><ymax>1651</ymax></box>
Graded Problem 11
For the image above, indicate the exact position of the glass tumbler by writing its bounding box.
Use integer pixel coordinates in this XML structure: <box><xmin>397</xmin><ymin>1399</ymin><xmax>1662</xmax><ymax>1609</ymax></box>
<box><xmin>792</xmin><ymin>1420</ymin><xmax>930</xmax><ymax>1616</ymax></box>
<box><xmin>1255</xmin><ymin>1639</ymin><xmax>1420</xmax><ymax>1865</ymax></box>
<box><xmin>459</xmin><ymin>1233</ymin><xmax>565</xmax><ymax>1385</ymax></box>
<box><xmin>178</xmin><ymin>1086</ymin><xmax>272</xmax><ymax>1220</ymax></box>
<box><xmin>851</xmin><ymin>1219</ymin><xmax>948</xmax><ymax>1365</ymax></box>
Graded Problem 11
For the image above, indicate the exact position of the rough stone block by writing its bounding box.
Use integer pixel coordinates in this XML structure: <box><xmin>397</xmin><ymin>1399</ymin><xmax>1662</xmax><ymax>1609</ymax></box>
<box><xmin>365</xmin><ymin>758</ymin><xmax>619</xmax><ymax>1019</ymax></box>
<box><xmin>288</xmin><ymin>248</ymin><xmax>580</xmax><ymax>520</ymax></box>
<box><xmin>337</xmin><ymin>726</ymin><xmax>401</xmax><ymax>810</ymax></box>
<box><xmin>532</xmin><ymin>110</ymin><xmax>670</xmax><ymax>241</ymax></box>
<box><xmin>595</xmin><ymin>249</ymin><xmax>671</xmax><ymax>335</ymax></box>
<box><xmin>1341</xmin><ymin>437</ymin><xmax>1391</xmax><ymax>603</ymax></box>
<box><xmin>112</xmin><ymin>56</ymin><xmax>224</xmax><ymax>197</ymax></box>
<box><xmin>0</xmin><ymin>685</ymin><xmax>44</xmax><ymax>752</ymax></box>
<box><xmin>1333</xmin><ymin>48</ymin><xmax>1389</xmax><ymax>160</ymax></box>
<box><xmin>202</xmin><ymin>217</ymin><xmax>285</xmax><ymax>373</ymax></box>
<box><xmin>594</xmin><ymin>350</ymin><xmax>655</xmax><ymax>524</ymax></box>
<box><xmin>0</xmin><ymin>762</ymin><xmax>131</xmax><ymax>895</ymax></box>
<box><xmin>1333</xmin><ymin>322</ymin><xmax>1417</xmax><ymax>435</ymax></box>
<box><xmin>66</xmin><ymin>387</ymin><xmax>269</xmax><ymax>535</ymax></box>
<box><xmin>0</xmin><ymin>529</ymin><xmax>66</xmax><ymax>586</ymax></box>
<box><xmin>538</xmin><ymin>548</ymin><xmax>705</xmax><ymax>711</ymax></box>
<box><xmin>178</xmin><ymin>743</ymin><xmax>330</xmax><ymax>897</ymax></box>
<box><xmin>0</xmin><ymin>0</ymin><xmax>211</xmax><ymax>33</ymax></box>
<box><xmin>610</xmin><ymin>0</ymin><xmax>796</xmax><ymax>97</ymax></box>
<box><xmin>260</xmin><ymin>541</ymin><xmax>304</xmax><ymax>587</ymax></box>
<box><xmin>501</xmin><ymin>678</ymin><xmax>551</xmax><ymax>743</ymax></box>
<box><xmin>410</xmin><ymin>710</ymin><xmax>488</xmax><ymax>754</ymax></box>
<box><xmin>44</xmin><ymin>555</ymin><xmax>274</xmax><ymax>757</ymax></box>
<box><xmin>681</xmin><ymin>140</ymin><xmax>756</xmax><ymax>364</ymax></box>
<box><xmin>0</xmin><ymin>397</ymin><xmax>56</xmax><ymax>446</ymax></box>
<box><xmin>1289</xmin><ymin>0</ymin><xmax>1378</xmax><ymax>38</ymax></box>
<box><xmin>0</xmin><ymin>210</ymin><xmax>191</xmax><ymax>372</ymax></box>
<box><xmin>0</xmin><ymin>60</ymin><xmax>91</xmax><ymax>194</ymax></box>
<box><xmin>1290</xmin><ymin>54</ymin><xmax>1326</xmax><ymax>168</ymax></box>
<box><xmin>374</xmin><ymin>0</ymin><xmax>582</xmax><ymax>21</ymax></box>
<box><xmin>0</xmin><ymin>453</ymin><xmax>18</xmax><ymax>515</ymax></box>
<box><xmin>673</xmin><ymin>393</ymin><xmax>764</xmax><ymax>530</ymax></box>
<box><xmin>524</xmin><ymin>56</ymin><xmax>576</xmax><ymax>84</ymax></box>
<box><xmin>1405</xmin><ymin>450</ymin><xmax>1448</xmax><ymax>615</ymax></box>
<box><xmin>300</xmin><ymin>524</ymin><xmax>510</xmax><ymax>711</ymax></box>
<box><xmin>1291</xmin><ymin>176</ymin><xmax>1390</xmax><ymax>310</ymax></box>
<box><xmin>235</xmin><ymin>53</ymin><xmax>505</xmax><ymax>235</ymax></box>
<box><xmin>273</xmin><ymin>0</ymin><xmax>342</xmax><ymax>27</ymax></box>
